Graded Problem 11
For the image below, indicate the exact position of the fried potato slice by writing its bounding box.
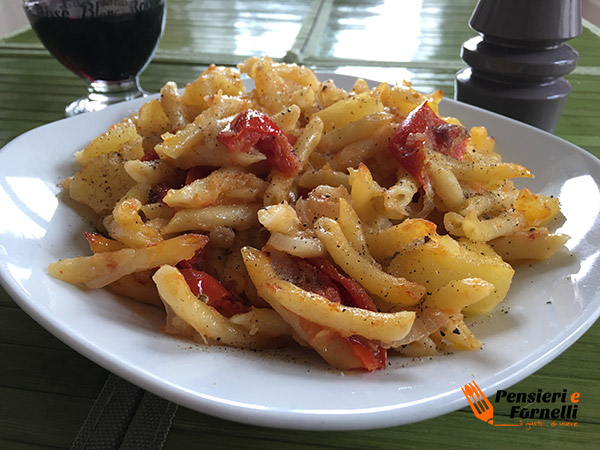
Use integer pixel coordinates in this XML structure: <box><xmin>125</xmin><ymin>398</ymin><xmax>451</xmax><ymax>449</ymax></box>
<box><xmin>423</xmin><ymin>278</ymin><xmax>494</xmax><ymax>313</ymax></box>
<box><xmin>75</xmin><ymin>119</ymin><xmax>143</xmax><ymax>164</ymax></box>
<box><xmin>388</xmin><ymin>234</ymin><xmax>514</xmax><ymax>315</ymax></box>
<box><xmin>182</xmin><ymin>64</ymin><xmax>245</xmax><ymax>110</ymax></box>
<box><xmin>312</xmin><ymin>90</ymin><xmax>384</xmax><ymax>133</ymax></box>
<box><xmin>489</xmin><ymin>228</ymin><xmax>569</xmax><ymax>264</ymax></box>
<box><xmin>68</xmin><ymin>152</ymin><xmax>136</xmax><ymax>215</ymax></box>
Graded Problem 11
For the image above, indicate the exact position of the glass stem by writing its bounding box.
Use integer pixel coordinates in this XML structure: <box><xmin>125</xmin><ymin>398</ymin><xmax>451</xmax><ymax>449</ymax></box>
<box><xmin>87</xmin><ymin>77</ymin><xmax>145</xmax><ymax>105</ymax></box>
<box><xmin>65</xmin><ymin>76</ymin><xmax>145</xmax><ymax>117</ymax></box>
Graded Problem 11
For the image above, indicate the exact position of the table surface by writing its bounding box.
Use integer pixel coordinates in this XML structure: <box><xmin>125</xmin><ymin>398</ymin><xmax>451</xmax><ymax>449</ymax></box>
<box><xmin>1</xmin><ymin>0</ymin><xmax>599</xmax><ymax>448</ymax></box>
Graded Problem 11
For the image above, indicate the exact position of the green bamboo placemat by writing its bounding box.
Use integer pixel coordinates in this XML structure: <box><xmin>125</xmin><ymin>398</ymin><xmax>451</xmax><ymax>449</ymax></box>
<box><xmin>1</xmin><ymin>0</ymin><xmax>599</xmax><ymax>448</ymax></box>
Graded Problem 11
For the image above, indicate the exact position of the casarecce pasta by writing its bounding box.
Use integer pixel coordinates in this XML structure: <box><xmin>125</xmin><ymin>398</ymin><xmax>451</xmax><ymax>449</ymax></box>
<box><xmin>49</xmin><ymin>57</ymin><xmax>568</xmax><ymax>371</ymax></box>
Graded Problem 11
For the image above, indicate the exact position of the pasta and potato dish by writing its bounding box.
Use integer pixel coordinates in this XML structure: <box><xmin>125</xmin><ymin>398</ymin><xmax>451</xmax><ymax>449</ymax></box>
<box><xmin>48</xmin><ymin>57</ymin><xmax>568</xmax><ymax>371</ymax></box>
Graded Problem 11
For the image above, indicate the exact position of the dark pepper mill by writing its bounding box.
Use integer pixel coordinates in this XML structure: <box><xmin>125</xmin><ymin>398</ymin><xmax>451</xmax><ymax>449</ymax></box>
<box><xmin>455</xmin><ymin>0</ymin><xmax>582</xmax><ymax>132</ymax></box>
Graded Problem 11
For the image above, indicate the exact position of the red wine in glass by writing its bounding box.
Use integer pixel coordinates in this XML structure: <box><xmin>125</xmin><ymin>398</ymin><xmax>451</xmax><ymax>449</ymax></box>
<box><xmin>22</xmin><ymin>0</ymin><xmax>166</xmax><ymax>116</ymax></box>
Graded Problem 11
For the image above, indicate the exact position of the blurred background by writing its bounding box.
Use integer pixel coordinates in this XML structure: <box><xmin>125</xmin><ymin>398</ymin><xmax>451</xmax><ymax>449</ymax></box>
<box><xmin>3</xmin><ymin>0</ymin><xmax>600</xmax><ymax>43</ymax></box>
<box><xmin>2</xmin><ymin>0</ymin><xmax>599</xmax><ymax>153</ymax></box>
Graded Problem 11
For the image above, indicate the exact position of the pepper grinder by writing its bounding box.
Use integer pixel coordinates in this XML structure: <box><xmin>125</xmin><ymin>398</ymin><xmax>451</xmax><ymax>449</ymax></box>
<box><xmin>455</xmin><ymin>0</ymin><xmax>582</xmax><ymax>132</ymax></box>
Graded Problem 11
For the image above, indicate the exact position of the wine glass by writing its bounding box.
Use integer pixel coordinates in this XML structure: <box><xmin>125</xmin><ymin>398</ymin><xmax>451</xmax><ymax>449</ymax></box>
<box><xmin>22</xmin><ymin>0</ymin><xmax>167</xmax><ymax>116</ymax></box>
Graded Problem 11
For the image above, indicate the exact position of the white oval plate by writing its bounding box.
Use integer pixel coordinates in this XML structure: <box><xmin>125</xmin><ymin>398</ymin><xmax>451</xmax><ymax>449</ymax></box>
<box><xmin>0</xmin><ymin>74</ymin><xmax>599</xmax><ymax>431</ymax></box>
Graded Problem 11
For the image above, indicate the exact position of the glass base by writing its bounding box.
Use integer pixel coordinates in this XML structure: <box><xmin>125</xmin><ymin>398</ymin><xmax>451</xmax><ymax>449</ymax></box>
<box><xmin>65</xmin><ymin>78</ymin><xmax>146</xmax><ymax>117</ymax></box>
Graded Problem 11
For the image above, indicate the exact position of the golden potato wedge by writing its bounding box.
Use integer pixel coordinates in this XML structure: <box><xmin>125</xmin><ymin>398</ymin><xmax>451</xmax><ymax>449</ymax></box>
<box><xmin>68</xmin><ymin>152</ymin><xmax>136</xmax><ymax>215</ymax></box>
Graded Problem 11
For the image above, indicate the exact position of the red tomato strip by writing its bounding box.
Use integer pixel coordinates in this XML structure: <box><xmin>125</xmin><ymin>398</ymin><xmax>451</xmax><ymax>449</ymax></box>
<box><xmin>184</xmin><ymin>166</ymin><xmax>214</xmax><ymax>185</ymax></box>
<box><xmin>180</xmin><ymin>268</ymin><xmax>250</xmax><ymax>318</ymax></box>
<box><xmin>148</xmin><ymin>170</ymin><xmax>187</xmax><ymax>204</ymax></box>
<box><xmin>141</xmin><ymin>149</ymin><xmax>159</xmax><ymax>161</ymax></box>
<box><xmin>304</xmin><ymin>258</ymin><xmax>384</xmax><ymax>370</ymax></box>
<box><xmin>294</xmin><ymin>257</ymin><xmax>343</xmax><ymax>304</ymax></box>
<box><xmin>307</xmin><ymin>258</ymin><xmax>378</xmax><ymax>312</ymax></box>
<box><xmin>216</xmin><ymin>109</ymin><xmax>300</xmax><ymax>177</ymax></box>
<box><xmin>346</xmin><ymin>335</ymin><xmax>387</xmax><ymax>372</ymax></box>
<box><xmin>388</xmin><ymin>102</ymin><xmax>468</xmax><ymax>184</ymax></box>
<box><xmin>177</xmin><ymin>244</ymin><xmax>211</xmax><ymax>273</ymax></box>
<box><xmin>270</xmin><ymin>253</ymin><xmax>386</xmax><ymax>371</ymax></box>
<box><xmin>147</xmin><ymin>183</ymin><xmax>173</xmax><ymax>203</ymax></box>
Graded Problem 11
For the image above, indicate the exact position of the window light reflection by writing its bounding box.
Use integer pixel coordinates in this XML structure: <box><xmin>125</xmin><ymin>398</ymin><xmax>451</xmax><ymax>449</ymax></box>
<box><xmin>233</xmin><ymin>17</ymin><xmax>301</xmax><ymax>56</ymax></box>
<box><xmin>6</xmin><ymin>176</ymin><xmax>58</xmax><ymax>223</ymax></box>
<box><xmin>0</xmin><ymin>182</ymin><xmax>47</xmax><ymax>240</ymax></box>
<box><xmin>329</xmin><ymin>1</ymin><xmax>423</xmax><ymax>61</ymax></box>
<box><xmin>558</xmin><ymin>175</ymin><xmax>600</xmax><ymax>250</ymax></box>
<box><xmin>571</xmin><ymin>250</ymin><xmax>600</xmax><ymax>288</ymax></box>
<box><xmin>6</xmin><ymin>262</ymin><xmax>33</xmax><ymax>286</ymax></box>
